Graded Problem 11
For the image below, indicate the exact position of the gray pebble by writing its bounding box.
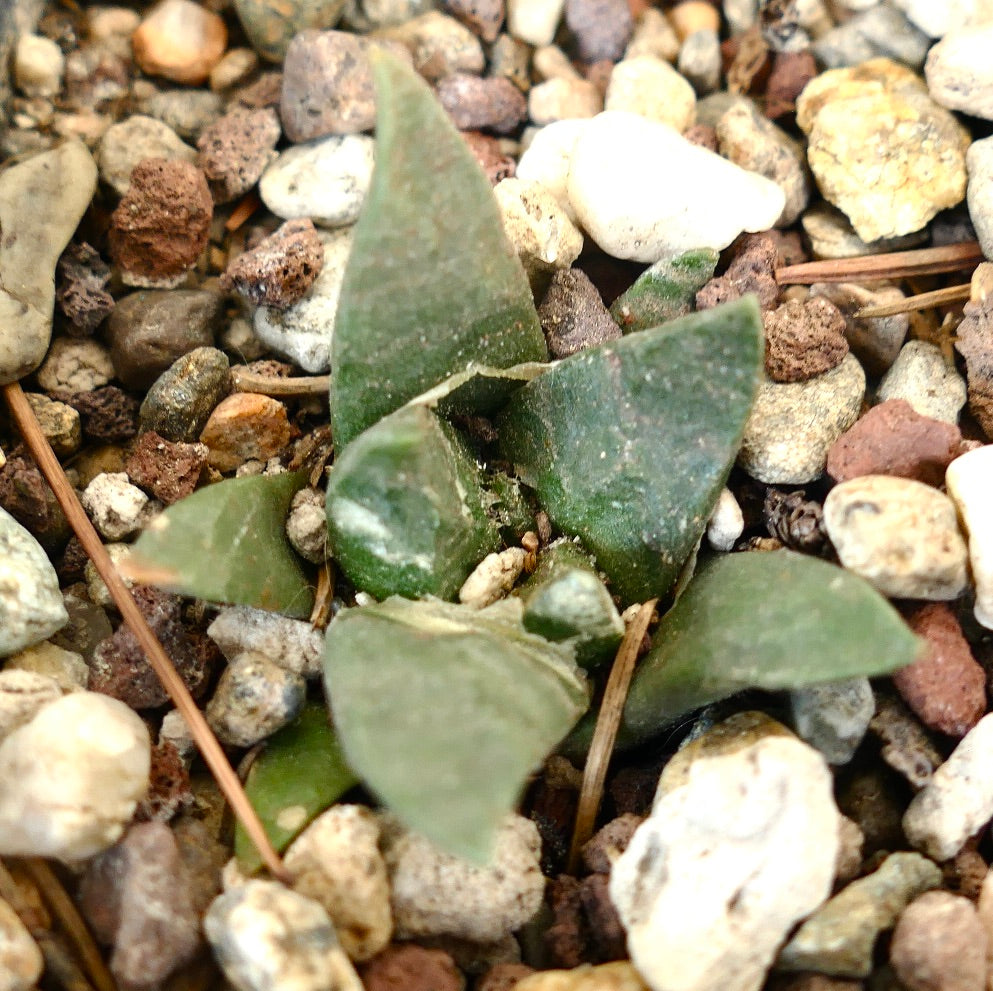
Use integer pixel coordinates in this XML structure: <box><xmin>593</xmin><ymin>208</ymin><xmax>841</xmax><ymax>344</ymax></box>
<box><xmin>140</xmin><ymin>88</ymin><xmax>225</xmax><ymax>141</ymax></box>
<box><xmin>869</xmin><ymin>693</ymin><xmax>943</xmax><ymax>790</ymax></box>
<box><xmin>926</xmin><ymin>24</ymin><xmax>993</xmax><ymax>120</ymax></box>
<box><xmin>877</xmin><ymin>341</ymin><xmax>967</xmax><ymax>424</ymax></box>
<box><xmin>139</xmin><ymin>346</ymin><xmax>231</xmax><ymax>443</ymax></box>
<box><xmin>232</xmin><ymin>0</ymin><xmax>349</xmax><ymax>63</ymax></box>
<box><xmin>381</xmin><ymin>11</ymin><xmax>485</xmax><ymax>81</ymax></box>
<box><xmin>739</xmin><ymin>353</ymin><xmax>866</xmax><ymax>484</ymax></box>
<box><xmin>790</xmin><ymin>678</ymin><xmax>875</xmax><ymax>766</ymax></box>
<box><xmin>0</xmin><ymin>509</ymin><xmax>68</xmax><ymax>658</ymax></box>
<box><xmin>778</xmin><ymin>852</ymin><xmax>942</xmax><ymax>977</ymax></box>
<box><xmin>204</xmin><ymin>880</ymin><xmax>362</xmax><ymax>991</ymax></box>
<box><xmin>206</xmin><ymin>651</ymin><xmax>306</xmax><ymax>747</ymax></box>
<box><xmin>286</xmin><ymin>488</ymin><xmax>328</xmax><ymax>565</ymax></box>
<box><xmin>97</xmin><ymin>114</ymin><xmax>197</xmax><ymax>196</ymax></box>
<box><xmin>813</xmin><ymin>5</ymin><xmax>930</xmax><ymax>70</ymax></box>
<box><xmin>967</xmin><ymin>135</ymin><xmax>993</xmax><ymax>259</ymax></box>
<box><xmin>678</xmin><ymin>29</ymin><xmax>722</xmax><ymax>95</ymax></box>
<box><xmin>0</xmin><ymin>141</ymin><xmax>98</xmax><ymax>385</ymax></box>
<box><xmin>207</xmin><ymin>604</ymin><xmax>325</xmax><ymax>677</ymax></box>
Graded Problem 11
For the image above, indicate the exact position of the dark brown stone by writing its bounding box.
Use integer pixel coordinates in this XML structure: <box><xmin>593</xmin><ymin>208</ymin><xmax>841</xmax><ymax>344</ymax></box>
<box><xmin>106</xmin><ymin>289</ymin><xmax>224</xmax><ymax>391</ymax></box>
<box><xmin>220</xmin><ymin>218</ymin><xmax>324</xmax><ymax>309</ymax></box>
<box><xmin>580</xmin><ymin>873</ymin><xmax>627</xmax><ymax>962</ymax></box>
<box><xmin>896</xmin><ymin>604</ymin><xmax>987</xmax><ymax>738</ymax></box>
<box><xmin>539</xmin><ymin>268</ymin><xmax>621</xmax><ymax>359</ymax></box>
<box><xmin>544</xmin><ymin>875</ymin><xmax>589</xmax><ymax>968</ymax></box>
<box><xmin>764</xmin><ymin>50</ymin><xmax>818</xmax><ymax>119</ymax></box>
<box><xmin>197</xmin><ymin>107</ymin><xmax>281</xmax><ymax>204</ymax></box>
<box><xmin>88</xmin><ymin>586</ymin><xmax>210</xmax><ymax>709</ymax></box>
<box><xmin>762</xmin><ymin>296</ymin><xmax>849</xmax><ymax>383</ymax></box>
<box><xmin>476</xmin><ymin>963</ymin><xmax>535</xmax><ymax>991</ymax></box>
<box><xmin>55</xmin><ymin>386</ymin><xmax>139</xmax><ymax>443</ymax></box>
<box><xmin>279</xmin><ymin>30</ymin><xmax>378</xmax><ymax>141</ymax></box>
<box><xmin>437</xmin><ymin>73</ymin><xmax>527</xmax><ymax>134</ymax></box>
<box><xmin>461</xmin><ymin>130</ymin><xmax>515</xmax><ymax>184</ymax></box>
<box><xmin>78</xmin><ymin>821</ymin><xmax>201</xmax><ymax>991</ymax></box>
<box><xmin>763</xmin><ymin>488</ymin><xmax>826</xmax><ymax>552</ymax></box>
<box><xmin>234</xmin><ymin>71</ymin><xmax>283</xmax><ymax>110</ymax></box>
<box><xmin>108</xmin><ymin>158</ymin><xmax>213</xmax><ymax>289</ymax></box>
<box><xmin>56</xmin><ymin>242</ymin><xmax>115</xmax><ymax>335</ymax></box>
<box><xmin>0</xmin><ymin>454</ymin><xmax>71</xmax><ymax>550</ymax></box>
<box><xmin>826</xmin><ymin>400</ymin><xmax>963</xmax><ymax>487</ymax></box>
<box><xmin>564</xmin><ymin>0</ymin><xmax>633</xmax><ymax>62</ymax></box>
<box><xmin>125</xmin><ymin>431</ymin><xmax>209</xmax><ymax>505</ymax></box>
<box><xmin>359</xmin><ymin>944</ymin><xmax>464</xmax><ymax>991</ymax></box>
<box><xmin>441</xmin><ymin>0</ymin><xmax>504</xmax><ymax>42</ymax></box>
<box><xmin>696</xmin><ymin>232</ymin><xmax>780</xmax><ymax>311</ymax></box>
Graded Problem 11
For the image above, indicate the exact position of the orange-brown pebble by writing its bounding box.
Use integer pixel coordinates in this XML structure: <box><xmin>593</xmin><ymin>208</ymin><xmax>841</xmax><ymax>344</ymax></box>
<box><xmin>199</xmin><ymin>393</ymin><xmax>291</xmax><ymax>471</ymax></box>
<box><xmin>667</xmin><ymin>1</ymin><xmax>721</xmax><ymax>42</ymax></box>
<box><xmin>132</xmin><ymin>0</ymin><xmax>227</xmax><ymax>85</ymax></box>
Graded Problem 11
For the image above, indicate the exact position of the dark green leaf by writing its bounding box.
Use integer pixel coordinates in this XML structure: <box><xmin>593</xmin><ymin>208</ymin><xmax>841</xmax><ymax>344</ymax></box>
<box><xmin>235</xmin><ymin>704</ymin><xmax>359</xmax><ymax>873</ymax></box>
<box><xmin>329</xmin><ymin>51</ymin><xmax>547</xmax><ymax>449</ymax></box>
<box><xmin>565</xmin><ymin>550</ymin><xmax>924</xmax><ymax>756</ymax></box>
<box><xmin>610</xmin><ymin>249</ymin><xmax>719</xmax><ymax>333</ymax></box>
<box><xmin>499</xmin><ymin>297</ymin><xmax>763</xmax><ymax>604</ymax></box>
<box><xmin>325</xmin><ymin>404</ymin><xmax>501</xmax><ymax>600</ymax></box>
<box><xmin>128</xmin><ymin>472</ymin><xmax>314</xmax><ymax>617</ymax></box>
<box><xmin>323</xmin><ymin>597</ymin><xmax>589</xmax><ymax>863</ymax></box>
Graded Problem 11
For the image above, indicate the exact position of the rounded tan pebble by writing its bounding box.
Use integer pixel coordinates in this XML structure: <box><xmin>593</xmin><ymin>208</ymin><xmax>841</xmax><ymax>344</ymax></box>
<box><xmin>132</xmin><ymin>0</ymin><xmax>227</xmax><ymax>85</ymax></box>
<box><xmin>528</xmin><ymin>78</ymin><xmax>603</xmax><ymax>125</ymax></box>
<box><xmin>199</xmin><ymin>393</ymin><xmax>292</xmax><ymax>472</ymax></box>
<box><xmin>515</xmin><ymin>961</ymin><xmax>649</xmax><ymax>991</ymax></box>
<box><xmin>890</xmin><ymin>891</ymin><xmax>987</xmax><ymax>991</ymax></box>
<box><xmin>0</xmin><ymin>897</ymin><xmax>42</xmax><ymax>991</ymax></box>
<box><xmin>668</xmin><ymin>1</ymin><xmax>721</xmax><ymax>41</ymax></box>
<box><xmin>823</xmin><ymin>475</ymin><xmax>969</xmax><ymax>600</ymax></box>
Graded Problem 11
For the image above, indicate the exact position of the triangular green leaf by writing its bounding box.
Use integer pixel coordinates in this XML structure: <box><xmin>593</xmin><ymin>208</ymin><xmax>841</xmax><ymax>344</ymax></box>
<box><xmin>323</xmin><ymin>597</ymin><xmax>589</xmax><ymax>863</ymax></box>
<box><xmin>326</xmin><ymin>404</ymin><xmax>501</xmax><ymax>600</ymax></box>
<box><xmin>329</xmin><ymin>51</ymin><xmax>547</xmax><ymax>450</ymax></box>
<box><xmin>499</xmin><ymin>297</ymin><xmax>763</xmax><ymax>604</ymax></box>
<box><xmin>129</xmin><ymin>472</ymin><xmax>314</xmax><ymax>618</ymax></box>
<box><xmin>567</xmin><ymin>550</ymin><xmax>924</xmax><ymax>756</ymax></box>
<box><xmin>235</xmin><ymin>704</ymin><xmax>359</xmax><ymax>873</ymax></box>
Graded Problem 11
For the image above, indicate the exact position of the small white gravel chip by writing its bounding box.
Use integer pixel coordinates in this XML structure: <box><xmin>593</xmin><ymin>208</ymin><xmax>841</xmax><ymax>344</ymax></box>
<box><xmin>34</xmin><ymin>337</ymin><xmax>114</xmax><ymax>394</ymax></box>
<box><xmin>605</xmin><ymin>55</ymin><xmax>697</xmax><ymax>131</ymax></box>
<box><xmin>0</xmin><ymin>670</ymin><xmax>62</xmax><ymax>744</ymax></box>
<box><xmin>946</xmin><ymin>445</ymin><xmax>993</xmax><ymax>630</ymax></box>
<box><xmin>206</xmin><ymin>651</ymin><xmax>306</xmax><ymax>747</ymax></box>
<box><xmin>382</xmin><ymin>813</ymin><xmax>545</xmax><ymax>943</ymax></box>
<box><xmin>459</xmin><ymin>547</ymin><xmax>528</xmax><ymax>609</ymax></box>
<box><xmin>904</xmin><ymin>714</ymin><xmax>993</xmax><ymax>861</ymax></box>
<box><xmin>204</xmin><ymin>880</ymin><xmax>363</xmax><ymax>991</ymax></box>
<box><xmin>567</xmin><ymin>111</ymin><xmax>785</xmax><ymax>262</ymax></box>
<box><xmin>0</xmin><ymin>897</ymin><xmax>43</xmax><ymax>991</ymax></box>
<box><xmin>516</xmin><ymin>119</ymin><xmax>589</xmax><ymax>221</ymax></box>
<box><xmin>284</xmin><ymin>805</ymin><xmax>393</xmax><ymax>962</ymax></box>
<box><xmin>926</xmin><ymin>24</ymin><xmax>993</xmax><ymax>120</ymax></box>
<box><xmin>507</xmin><ymin>0</ymin><xmax>565</xmax><ymax>46</ymax></box>
<box><xmin>0</xmin><ymin>692</ymin><xmax>150</xmax><ymax>861</ymax></box>
<box><xmin>207</xmin><ymin>604</ymin><xmax>325</xmax><ymax>677</ymax></box>
<box><xmin>14</xmin><ymin>33</ymin><xmax>64</xmax><ymax>99</ymax></box>
<box><xmin>259</xmin><ymin>135</ymin><xmax>374</xmax><ymax>229</ymax></box>
<box><xmin>97</xmin><ymin>114</ymin><xmax>197</xmax><ymax>197</ymax></box>
<box><xmin>823</xmin><ymin>475</ymin><xmax>969</xmax><ymax>601</ymax></box>
<box><xmin>877</xmin><ymin>340</ymin><xmax>967</xmax><ymax>424</ymax></box>
<box><xmin>285</xmin><ymin>487</ymin><xmax>327</xmax><ymax>564</ymax></box>
<box><xmin>705</xmin><ymin>488</ymin><xmax>744</xmax><ymax>552</ymax></box>
<box><xmin>528</xmin><ymin>77</ymin><xmax>603</xmax><ymax>126</ymax></box>
<box><xmin>81</xmin><ymin>472</ymin><xmax>150</xmax><ymax>541</ymax></box>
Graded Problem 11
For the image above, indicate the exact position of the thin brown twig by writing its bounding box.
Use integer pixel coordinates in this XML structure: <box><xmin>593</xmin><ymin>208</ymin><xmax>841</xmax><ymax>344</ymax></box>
<box><xmin>776</xmin><ymin>241</ymin><xmax>984</xmax><ymax>285</ymax></box>
<box><xmin>230</xmin><ymin>367</ymin><xmax>330</xmax><ymax>397</ymax></box>
<box><xmin>3</xmin><ymin>382</ymin><xmax>292</xmax><ymax>885</ymax></box>
<box><xmin>855</xmin><ymin>282</ymin><xmax>972</xmax><ymax>319</ymax></box>
<box><xmin>567</xmin><ymin>598</ymin><xmax>658</xmax><ymax>874</ymax></box>
<box><xmin>224</xmin><ymin>192</ymin><xmax>261</xmax><ymax>233</ymax></box>
<box><xmin>20</xmin><ymin>858</ymin><xmax>117</xmax><ymax>991</ymax></box>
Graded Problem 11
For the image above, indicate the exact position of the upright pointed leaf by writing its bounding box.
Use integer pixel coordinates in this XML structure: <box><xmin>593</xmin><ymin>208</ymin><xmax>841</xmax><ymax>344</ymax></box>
<box><xmin>128</xmin><ymin>472</ymin><xmax>314</xmax><ymax>617</ymax></box>
<box><xmin>499</xmin><ymin>297</ymin><xmax>763</xmax><ymax>604</ymax></box>
<box><xmin>330</xmin><ymin>51</ymin><xmax>547</xmax><ymax>449</ymax></box>
<box><xmin>323</xmin><ymin>597</ymin><xmax>589</xmax><ymax>863</ymax></box>
<box><xmin>235</xmin><ymin>704</ymin><xmax>359</xmax><ymax>873</ymax></box>
<box><xmin>565</xmin><ymin>551</ymin><xmax>924</xmax><ymax>756</ymax></box>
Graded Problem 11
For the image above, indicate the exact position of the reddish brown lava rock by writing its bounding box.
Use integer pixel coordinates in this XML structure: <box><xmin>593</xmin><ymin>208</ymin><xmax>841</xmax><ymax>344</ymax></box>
<box><xmin>762</xmin><ymin>295</ymin><xmax>849</xmax><ymax>383</ymax></box>
<box><xmin>55</xmin><ymin>386</ymin><xmax>139</xmax><ymax>443</ymax></box>
<box><xmin>545</xmin><ymin>875</ymin><xmax>589</xmax><ymax>968</ymax></box>
<box><xmin>442</xmin><ymin>0</ymin><xmax>505</xmax><ymax>43</ymax></box>
<box><xmin>126</xmin><ymin>430</ymin><xmax>209</xmax><ymax>505</ymax></box>
<box><xmin>0</xmin><ymin>454</ymin><xmax>71</xmax><ymax>549</ymax></box>
<box><xmin>896</xmin><ymin>604</ymin><xmax>986</xmax><ymax>738</ymax></box>
<box><xmin>955</xmin><ymin>297</ymin><xmax>993</xmax><ymax>440</ymax></box>
<box><xmin>476</xmin><ymin>963</ymin><xmax>536</xmax><ymax>991</ymax></box>
<box><xmin>581</xmin><ymin>813</ymin><xmax>643</xmax><ymax>874</ymax></box>
<box><xmin>826</xmin><ymin>400</ymin><xmax>963</xmax><ymax>487</ymax></box>
<box><xmin>199</xmin><ymin>392</ymin><xmax>292</xmax><ymax>471</ymax></box>
<box><xmin>580</xmin><ymin>873</ymin><xmax>627</xmax><ymax>961</ymax></box>
<box><xmin>437</xmin><ymin>74</ymin><xmax>528</xmax><ymax>134</ymax></box>
<box><xmin>108</xmin><ymin>158</ymin><xmax>213</xmax><ymax>289</ymax></box>
<box><xmin>137</xmin><ymin>740</ymin><xmax>193</xmax><ymax>822</ymax></box>
<box><xmin>197</xmin><ymin>107</ymin><xmax>281</xmax><ymax>204</ymax></box>
<box><xmin>359</xmin><ymin>944</ymin><xmax>464</xmax><ymax>991</ymax></box>
<box><xmin>221</xmin><ymin>219</ymin><xmax>324</xmax><ymax>309</ymax></box>
<box><xmin>696</xmin><ymin>232</ymin><xmax>780</xmax><ymax>311</ymax></box>
<box><xmin>89</xmin><ymin>586</ymin><xmax>210</xmax><ymax>709</ymax></box>
<box><xmin>462</xmin><ymin>131</ymin><xmax>515</xmax><ymax>185</ymax></box>
<box><xmin>56</xmin><ymin>242</ymin><xmax>115</xmax><ymax>335</ymax></box>
<box><xmin>764</xmin><ymin>50</ymin><xmax>817</xmax><ymax>119</ymax></box>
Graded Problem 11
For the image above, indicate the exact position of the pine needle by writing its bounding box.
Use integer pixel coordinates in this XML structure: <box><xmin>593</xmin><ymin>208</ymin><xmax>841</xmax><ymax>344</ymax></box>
<box><xmin>855</xmin><ymin>283</ymin><xmax>971</xmax><ymax>318</ymax></box>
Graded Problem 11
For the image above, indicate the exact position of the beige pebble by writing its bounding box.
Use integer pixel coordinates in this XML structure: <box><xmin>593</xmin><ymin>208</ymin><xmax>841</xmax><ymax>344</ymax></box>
<box><xmin>132</xmin><ymin>0</ymin><xmax>227</xmax><ymax>85</ymax></box>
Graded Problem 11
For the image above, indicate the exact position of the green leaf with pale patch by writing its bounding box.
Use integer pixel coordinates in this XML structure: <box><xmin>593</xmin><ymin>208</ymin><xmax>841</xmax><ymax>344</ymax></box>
<box><xmin>235</xmin><ymin>704</ymin><xmax>358</xmax><ymax>873</ymax></box>
<box><xmin>323</xmin><ymin>597</ymin><xmax>589</xmax><ymax>863</ymax></box>
<box><xmin>329</xmin><ymin>50</ymin><xmax>547</xmax><ymax>450</ymax></box>
<box><xmin>128</xmin><ymin>472</ymin><xmax>313</xmax><ymax>617</ymax></box>
<box><xmin>499</xmin><ymin>297</ymin><xmax>763</xmax><ymax>605</ymax></box>
<box><xmin>564</xmin><ymin>550</ymin><xmax>924</xmax><ymax>756</ymax></box>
